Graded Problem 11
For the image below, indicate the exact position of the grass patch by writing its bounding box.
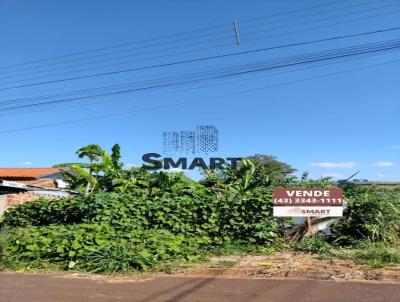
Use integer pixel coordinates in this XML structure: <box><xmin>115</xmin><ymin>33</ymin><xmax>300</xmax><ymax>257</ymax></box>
<box><xmin>212</xmin><ymin>239</ymin><xmax>288</xmax><ymax>256</ymax></box>
<box><xmin>0</xmin><ymin>259</ymin><xmax>5</xmax><ymax>271</ymax></box>
<box><xmin>349</xmin><ymin>243</ymin><xmax>400</xmax><ymax>268</ymax></box>
<box><xmin>294</xmin><ymin>237</ymin><xmax>331</xmax><ymax>254</ymax></box>
<box><xmin>329</xmin><ymin>242</ymin><xmax>400</xmax><ymax>268</ymax></box>
<box><xmin>211</xmin><ymin>260</ymin><xmax>237</xmax><ymax>268</ymax></box>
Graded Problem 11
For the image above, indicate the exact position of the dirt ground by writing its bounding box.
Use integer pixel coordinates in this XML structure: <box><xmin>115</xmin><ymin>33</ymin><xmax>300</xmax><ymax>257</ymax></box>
<box><xmin>2</xmin><ymin>252</ymin><xmax>400</xmax><ymax>283</ymax></box>
<box><xmin>171</xmin><ymin>252</ymin><xmax>400</xmax><ymax>282</ymax></box>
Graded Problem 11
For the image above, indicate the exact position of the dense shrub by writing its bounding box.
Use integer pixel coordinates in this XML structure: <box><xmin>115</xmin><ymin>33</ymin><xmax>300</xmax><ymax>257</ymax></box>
<box><xmin>3</xmin><ymin>197</ymin><xmax>90</xmax><ymax>228</ymax></box>
<box><xmin>3</xmin><ymin>191</ymin><xmax>280</xmax><ymax>244</ymax></box>
<box><xmin>330</xmin><ymin>189</ymin><xmax>400</xmax><ymax>244</ymax></box>
<box><xmin>1</xmin><ymin>187</ymin><xmax>283</xmax><ymax>272</ymax></box>
<box><xmin>3</xmin><ymin>224</ymin><xmax>210</xmax><ymax>272</ymax></box>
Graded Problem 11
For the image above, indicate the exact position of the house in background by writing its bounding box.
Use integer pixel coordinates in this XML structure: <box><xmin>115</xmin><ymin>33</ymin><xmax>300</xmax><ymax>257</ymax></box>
<box><xmin>0</xmin><ymin>168</ymin><xmax>67</xmax><ymax>188</ymax></box>
<box><xmin>0</xmin><ymin>168</ymin><xmax>73</xmax><ymax>216</ymax></box>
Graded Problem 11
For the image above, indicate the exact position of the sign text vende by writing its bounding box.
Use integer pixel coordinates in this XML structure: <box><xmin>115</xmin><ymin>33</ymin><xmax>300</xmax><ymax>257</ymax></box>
<box><xmin>273</xmin><ymin>188</ymin><xmax>343</xmax><ymax>217</ymax></box>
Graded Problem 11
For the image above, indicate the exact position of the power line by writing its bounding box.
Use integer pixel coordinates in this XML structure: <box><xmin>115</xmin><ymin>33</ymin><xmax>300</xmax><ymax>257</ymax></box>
<box><xmin>1</xmin><ymin>49</ymin><xmax>394</xmax><ymax>117</ymax></box>
<box><xmin>0</xmin><ymin>0</ymin><xmax>396</xmax><ymax>81</ymax></box>
<box><xmin>2</xmin><ymin>26</ymin><xmax>399</xmax><ymax>92</ymax></box>
<box><xmin>1</xmin><ymin>39</ymin><xmax>399</xmax><ymax>112</ymax></box>
<box><xmin>0</xmin><ymin>25</ymin><xmax>232</xmax><ymax>71</ymax></box>
<box><xmin>242</xmin><ymin>1</ymin><xmax>400</xmax><ymax>39</ymax></box>
<box><xmin>243</xmin><ymin>7</ymin><xmax>400</xmax><ymax>44</ymax></box>
<box><xmin>0</xmin><ymin>0</ymin><xmax>351</xmax><ymax>71</ymax></box>
<box><xmin>240</xmin><ymin>0</ymin><xmax>364</xmax><ymax>24</ymax></box>
<box><xmin>0</xmin><ymin>57</ymin><xmax>397</xmax><ymax>135</ymax></box>
<box><xmin>240</xmin><ymin>0</ymin><xmax>391</xmax><ymax>30</ymax></box>
<box><xmin>7</xmin><ymin>1</ymin><xmax>396</xmax><ymax>100</ymax></box>
<box><xmin>0</xmin><ymin>31</ymin><xmax>236</xmax><ymax>77</ymax></box>
<box><xmin>3</xmin><ymin>38</ymin><xmax>399</xmax><ymax>109</ymax></box>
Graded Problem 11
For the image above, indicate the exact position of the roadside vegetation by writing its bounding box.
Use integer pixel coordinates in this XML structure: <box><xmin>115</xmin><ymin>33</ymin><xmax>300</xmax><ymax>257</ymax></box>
<box><xmin>0</xmin><ymin>144</ymin><xmax>399</xmax><ymax>274</ymax></box>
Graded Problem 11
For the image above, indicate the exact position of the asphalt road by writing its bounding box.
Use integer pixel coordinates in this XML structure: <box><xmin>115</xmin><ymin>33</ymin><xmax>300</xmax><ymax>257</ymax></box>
<box><xmin>1</xmin><ymin>273</ymin><xmax>399</xmax><ymax>302</ymax></box>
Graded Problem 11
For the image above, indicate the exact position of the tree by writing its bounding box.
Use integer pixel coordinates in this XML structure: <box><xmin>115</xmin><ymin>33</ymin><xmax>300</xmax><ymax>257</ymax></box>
<box><xmin>208</xmin><ymin>154</ymin><xmax>296</xmax><ymax>187</ymax></box>
<box><xmin>76</xmin><ymin>144</ymin><xmax>104</xmax><ymax>163</ymax></box>
<box><xmin>59</xmin><ymin>144</ymin><xmax>124</xmax><ymax>195</ymax></box>
<box><xmin>246</xmin><ymin>154</ymin><xmax>296</xmax><ymax>176</ymax></box>
<box><xmin>111</xmin><ymin>144</ymin><xmax>122</xmax><ymax>169</ymax></box>
<box><xmin>74</xmin><ymin>144</ymin><xmax>103</xmax><ymax>195</ymax></box>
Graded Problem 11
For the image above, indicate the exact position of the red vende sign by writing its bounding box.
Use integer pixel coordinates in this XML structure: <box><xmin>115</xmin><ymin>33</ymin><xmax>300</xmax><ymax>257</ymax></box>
<box><xmin>273</xmin><ymin>188</ymin><xmax>343</xmax><ymax>206</ymax></box>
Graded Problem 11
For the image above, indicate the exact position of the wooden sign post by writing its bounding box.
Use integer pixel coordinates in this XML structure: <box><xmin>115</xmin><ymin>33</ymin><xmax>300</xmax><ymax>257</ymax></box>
<box><xmin>306</xmin><ymin>216</ymin><xmax>313</xmax><ymax>236</ymax></box>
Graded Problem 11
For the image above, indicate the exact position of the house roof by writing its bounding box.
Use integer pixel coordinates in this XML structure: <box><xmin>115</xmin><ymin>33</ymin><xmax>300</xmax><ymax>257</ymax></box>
<box><xmin>0</xmin><ymin>179</ymin><xmax>76</xmax><ymax>197</ymax></box>
<box><xmin>0</xmin><ymin>168</ymin><xmax>61</xmax><ymax>179</ymax></box>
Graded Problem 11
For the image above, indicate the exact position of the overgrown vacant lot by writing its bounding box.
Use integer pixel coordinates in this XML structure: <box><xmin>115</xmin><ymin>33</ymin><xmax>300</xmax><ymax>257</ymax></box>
<box><xmin>1</xmin><ymin>145</ymin><xmax>400</xmax><ymax>276</ymax></box>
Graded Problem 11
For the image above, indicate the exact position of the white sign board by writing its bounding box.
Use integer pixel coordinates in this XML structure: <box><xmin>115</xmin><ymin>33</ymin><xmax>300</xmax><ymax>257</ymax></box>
<box><xmin>273</xmin><ymin>188</ymin><xmax>343</xmax><ymax>217</ymax></box>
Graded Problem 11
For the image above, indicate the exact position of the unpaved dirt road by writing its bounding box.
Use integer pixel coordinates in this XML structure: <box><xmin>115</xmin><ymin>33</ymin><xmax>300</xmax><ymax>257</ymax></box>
<box><xmin>0</xmin><ymin>273</ymin><xmax>399</xmax><ymax>302</ymax></box>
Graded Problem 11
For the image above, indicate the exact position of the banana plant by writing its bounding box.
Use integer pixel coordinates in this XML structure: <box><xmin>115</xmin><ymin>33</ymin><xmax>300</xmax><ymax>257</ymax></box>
<box><xmin>228</xmin><ymin>159</ymin><xmax>257</xmax><ymax>193</ymax></box>
<box><xmin>58</xmin><ymin>144</ymin><xmax>123</xmax><ymax>195</ymax></box>
<box><xmin>71</xmin><ymin>164</ymin><xmax>98</xmax><ymax>195</ymax></box>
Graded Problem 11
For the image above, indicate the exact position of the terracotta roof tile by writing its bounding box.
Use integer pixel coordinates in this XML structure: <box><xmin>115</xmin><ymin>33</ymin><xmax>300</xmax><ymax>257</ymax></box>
<box><xmin>0</xmin><ymin>168</ymin><xmax>61</xmax><ymax>179</ymax></box>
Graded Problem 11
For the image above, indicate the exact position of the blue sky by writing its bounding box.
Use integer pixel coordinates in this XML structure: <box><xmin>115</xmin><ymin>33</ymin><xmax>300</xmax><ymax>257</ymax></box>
<box><xmin>0</xmin><ymin>0</ymin><xmax>399</xmax><ymax>181</ymax></box>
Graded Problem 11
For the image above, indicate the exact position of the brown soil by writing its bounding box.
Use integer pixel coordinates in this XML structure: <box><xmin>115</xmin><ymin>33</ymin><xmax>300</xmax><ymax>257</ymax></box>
<box><xmin>171</xmin><ymin>252</ymin><xmax>400</xmax><ymax>282</ymax></box>
<box><xmin>4</xmin><ymin>252</ymin><xmax>400</xmax><ymax>284</ymax></box>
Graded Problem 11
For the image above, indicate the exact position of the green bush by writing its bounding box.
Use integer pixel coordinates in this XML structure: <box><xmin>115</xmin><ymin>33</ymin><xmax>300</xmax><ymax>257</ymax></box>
<box><xmin>3</xmin><ymin>191</ymin><xmax>280</xmax><ymax>244</ymax></box>
<box><xmin>4</xmin><ymin>224</ymin><xmax>116</xmax><ymax>266</ymax></box>
<box><xmin>1</xmin><ymin>187</ymin><xmax>283</xmax><ymax>273</ymax></box>
<box><xmin>3</xmin><ymin>197</ymin><xmax>90</xmax><ymax>228</ymax></box>
<box><xmin>85</xmin><ymin>243</ymin><xmax>156</xmax><ymax>274</ymax></box>
<box><xmin>331</xmin><ymin>189</ymin><xmax>400</xmax><ymax>244</ymax></box>
<box><xmin>294</xmin><ymin>237</ymin><xmax>331</xmax><ymax>254</ymax></box>
<box><xmin>3</xmin><ymin>224</ymin><xmax>210</xmax><ymax>273</ymax></box>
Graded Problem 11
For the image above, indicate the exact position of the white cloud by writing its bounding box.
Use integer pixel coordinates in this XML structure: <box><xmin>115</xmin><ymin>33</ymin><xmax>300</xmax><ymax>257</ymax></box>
<box><xmin>124</xmin><ymin>163</ymin><xmax>138</xmax><ymax>168</ymax></box>
<box><xmin>372</xmin><ymin>161</ymin><xmax>396</xmax><ymax>167</ymax></box>
<box><xmin>20</xmin><ymin>161</ymin><xmax>32</xmax><ymax>166</ymax></box>
<box><xmin>377</xmin><ymin>173</ymin><xmax>385</xmax><ymax>177</ymax></box>
<box><xmin>163</xmin><ymin>168</ymin><xmax>185</xmax><ymax>173</ymax></box>
<box><xmin>309</xmin><ymin>162</ymin><xmax>356</xmax><ymax>169</ymax></box>
<box><xmin>394</xmin><ymin>145</ymin><xmax>400</xmax><ymax>149</ymax></box>
<box><xmin>321</xmin><ymin>173</ymin><xmax>344</xmax><ymax>179</ymax></box>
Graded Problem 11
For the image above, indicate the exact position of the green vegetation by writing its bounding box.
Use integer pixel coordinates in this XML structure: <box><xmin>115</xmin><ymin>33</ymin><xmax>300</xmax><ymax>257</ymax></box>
<box><xmin>211</xmin><ymin>260</ymin><xmax>237</xmax><ymax>268</ymax></box>
<box><xmin>302</xmin><ymin>185</ymin><xmax>400</xmax><ymax>266</ymax></box>
<box><xmin>330</xmin><ymin>185</ymin><xmax>400</xmax><ymax>244</ymax></box>
<box><xmin>3</xmin><ymin>225</ymin><xmax>207</xmax><ymax>273</ymax></box>
<box><xmin>1</xmin><ymin>144</ymin><xmax>400</xmax><ymax>273</ymax></box>
<box><xmin>294</xmin><ymin>237</ymin><xmax>331</xmax><ymax>254</ymax></box>
<box><xmin>322</xmin><ymin>242</ymin><xmax>400</xmax><ymax>268</ymax></box>
<box><xmin>347</xmin><ymin>243</ymin><xmax>400</xmax><ymax>268</ymax></box>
